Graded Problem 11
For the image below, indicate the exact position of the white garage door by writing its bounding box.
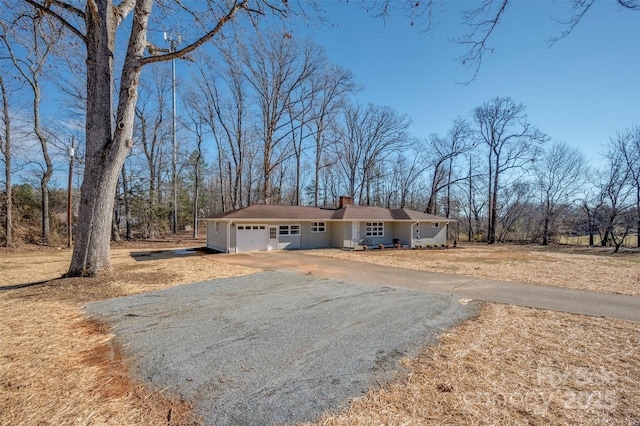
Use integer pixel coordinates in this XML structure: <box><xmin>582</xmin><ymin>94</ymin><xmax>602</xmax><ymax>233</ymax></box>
<box><xmin>236</xmin><ymin>225</ymin><xmax>268</xmax><ymax>252</ymax></box>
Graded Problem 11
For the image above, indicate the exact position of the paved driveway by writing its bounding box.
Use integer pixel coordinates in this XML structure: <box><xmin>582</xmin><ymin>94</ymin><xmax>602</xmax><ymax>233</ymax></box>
<box><xmin>86</xmin><ymin>271</ymin><xmax>476</xmax><ymax>425</ymax></box>
<box><xmin>214</xmin><ymin>251</ymin><xmax>640</xmax><ymax>322</ymax></box>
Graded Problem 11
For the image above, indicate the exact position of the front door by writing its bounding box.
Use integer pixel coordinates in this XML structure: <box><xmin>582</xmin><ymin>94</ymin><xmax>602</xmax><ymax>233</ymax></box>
<box><xmin>351</xmin><ymin>221</ymin><xmax>360</xmax><ymax>246</ymax></box>
<box><xmin>268</xmin><ymin>226</ymin><xmax>279</xmax><ymax>251</ymax></box>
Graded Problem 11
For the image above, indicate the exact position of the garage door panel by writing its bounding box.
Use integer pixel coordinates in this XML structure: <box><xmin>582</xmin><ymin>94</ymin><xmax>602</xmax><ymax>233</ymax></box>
<box><xmin>236</xmin><ymin>225</ymin><xmax>268</xmax><ymax>252</ymax></box>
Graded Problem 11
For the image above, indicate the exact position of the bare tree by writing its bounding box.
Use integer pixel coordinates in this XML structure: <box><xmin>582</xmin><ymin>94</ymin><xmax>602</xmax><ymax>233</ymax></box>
<box><xmin>133</xmin><ymin>66</ymin><xmax>170</xmax><ymax>237</ymax></box>
<box><xmin>392</xmin><ymin>143</ymin><xmax>431</xmax><ymax>209</ymax></box>
<box><xmin>444</xmin><ymin>118</ymin><xmax>474</xmax><ymax>218</ymax></box>
<box><xmin>424</xmin><ymin>118</ymin><xmax>474</xmax><ymax>215</ymax></box>
<box><xmin>597</xmin><ymin>146</ymin><xmax>633</xmax><ymax>253</ymax></box>
<box><xmin>239</xmin><ymin>33</ymin><xmax>325</xmax><ymax>204</ymax></box>
<box><xmin>474</xmin><ymin>96</ymin><xmax>546</xmax><ymax>244</ymax></box>
<box><xmin>576</xmin><ymin>183</ymin><xmax>605</xmax><ymax>247</ymax></box>
<box><xmin>183</xmin><ymin>99</ymin><xmax>205</xmax><ymax>238</ymax></box>
<box><xmin>188</xmin><ymin>57</ymin><xmax>229</xmax><ymax>212</ymax></box>
<box><xmin>189</xmin><ymin>51</ymin><xmax>252</xmax><ymax>212</ymax></box>
<box><xmin>1</xmin><ymin>10</ymin><xmax>63</xmax><ymax>243</ymax></box>
<box><xmin>337</xmin><ymin>103</ymin><xmax>411</xmax><ymax>204</ymax></box>
<box><xmin>533</xmin><ymin>141</ymin><xmax>587</xmax><ymax>245</ymax></box>
<box><xmin>424</xmin><ymin>134</ymin><xmax>449</xmax><ymax>215</ymax></box>
<box><xmin>457</xmin><ymin>152</ymin><xmax>488</xmax><ymax>242</ymax></box>
<box><xmin>287</xmin><ymin>82</ymin><xmax>315</xmax><ymax>206</ymax></box>
<box><xmin>0</xmin><ymin>75</ymin><xmax>12</xmax><ymax>246</ymax></box>
<box><xmin>307</xmin><ymin>64</ymin><xmax>356</xmax><ymax>206</ymax></box>
<box><xmin>612</xmin><ymin>126</ymin><xmax>640</xmax><ymax>247</ymax></box>
<box><xmin>496</xmin><ymin>180</ymin><xmax>533</xmax><ymax>242</ymax></box>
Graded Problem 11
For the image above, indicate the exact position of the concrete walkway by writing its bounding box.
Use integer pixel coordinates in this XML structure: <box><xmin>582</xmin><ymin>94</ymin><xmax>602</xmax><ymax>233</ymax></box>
<box><xmin>215</xmin><ymin>251</ymin><xmax>640</xmax><ymax>322</ymax></box>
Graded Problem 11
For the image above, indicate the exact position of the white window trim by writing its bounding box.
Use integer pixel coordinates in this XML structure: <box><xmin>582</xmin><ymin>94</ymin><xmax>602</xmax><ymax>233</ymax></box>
<box><xmin>310</xmin><ymin>221</ymin><xmax>326</xmax><ymax>233</ymax></box>
<box><xmin>432</xmin><ymin>222</ymin><xmax>440</xmax><ymax>228</ymax></box>
<box><xmin>214</xmin><ymin>221</ymin><xmax>219</xmax><ymax>234</ymax></box>
<box><xmin>279</xmin><ymin>224</ymin><xmax>301</xmax><ymax>236</ymax></box>
<box><xmin>366</xmin><ymin>222</ymin><xmax>384</xmax><ymax>237</ymax></box>
<box><xmin>237</xmin><ymin>224</ymin><xmax>266</xmax><ymax>230</ymax></box>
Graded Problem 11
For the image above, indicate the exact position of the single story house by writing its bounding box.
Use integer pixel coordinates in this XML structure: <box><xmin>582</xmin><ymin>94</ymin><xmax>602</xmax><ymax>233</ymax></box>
<box><xmin>205</xmin><ymin>196</ymin><xmax>453</xmax><ymax>253</ymax></box>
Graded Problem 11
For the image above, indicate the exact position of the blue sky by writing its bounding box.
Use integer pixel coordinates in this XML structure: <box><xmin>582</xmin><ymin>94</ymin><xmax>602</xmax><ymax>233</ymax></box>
<box><xmin>306</xmin><ymin>0</ymin><xmax>640</xmax><ymax>166</ymax></box>
<box><xmin>10</xmin><ymin>0</ymin><xmax>638</xmax><ymax>187</ymax></box>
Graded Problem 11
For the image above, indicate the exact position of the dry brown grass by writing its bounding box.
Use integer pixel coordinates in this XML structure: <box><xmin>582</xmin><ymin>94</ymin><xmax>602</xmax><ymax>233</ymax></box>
<box><xmin>0</xmin><ymin>237</ymin><xmax>257</xmax><ymax>425</ymax></box>
<box><xmin>308</xmin><ymin>304</ymin><xmax>640</xmax><ymax>425</ymax></box>
<box><xmin>305</xmin><ymin>243</ymin><xmax>640</xmax><ymax>296</ymax></box>
<box><xmin>1</xmin><ymin>240</ymin><xmax>639</xmax><ymax>425</ymax></box>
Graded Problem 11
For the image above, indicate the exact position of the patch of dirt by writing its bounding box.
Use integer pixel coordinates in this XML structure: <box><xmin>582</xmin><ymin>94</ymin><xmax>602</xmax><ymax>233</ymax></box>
<box><xmin>80</xmin><ymin>319</ymin><xmax>198</xmax><ymax>424</ymax></box>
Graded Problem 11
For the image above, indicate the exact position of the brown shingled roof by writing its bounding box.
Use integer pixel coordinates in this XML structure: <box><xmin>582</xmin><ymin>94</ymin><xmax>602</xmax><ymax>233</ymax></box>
<box><xmin>395</xmin><ymin>208</ymin><xmax>452</xmax><ymax>221</ymax></box>
<box><xmin>210</xmin><ymin>204</ymin><xmax>453</xmax><ymax>222</ymax></box>
<box><xmin>214</xmin><ymin>205</ymin><xmax>334</xmax><ymax>220</ymax></box>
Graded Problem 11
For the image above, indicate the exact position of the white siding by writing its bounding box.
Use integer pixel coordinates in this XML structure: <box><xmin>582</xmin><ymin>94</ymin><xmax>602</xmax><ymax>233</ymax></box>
<box><xmin>412</xmin><ymin>222</ymin><xmax>448</xmax><ymax>247</ymax></box>
<box><xmin>300</xmin><ymin>222</ymin><xmax>332</xmax><ymax>249</ymax></box>
<box><xmin>330</xmin><ymin>222</ymin><xmax>352</xmax><ymax>248</ymax></box>
<box><xmin>206</xmin><ymin>220</ymin><xmax>229</xmax><ymax>252</ymax></box>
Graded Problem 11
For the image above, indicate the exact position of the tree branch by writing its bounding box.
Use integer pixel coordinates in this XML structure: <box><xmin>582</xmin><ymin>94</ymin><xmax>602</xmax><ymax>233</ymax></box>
<box><xmin>47</xmin><ymin>0</ymin><xmax>85</xmax><ymax>18</ymax></box>
<box><xmin>22</xmin><ymin>0</ymin><xmax>85</xmax><ymax>41</ymax></box>
<box><xmin>618</xmin><ymin>0</ymin><xmax>640</xmax><ymax>10</ymax></box>
<box><xmin>454</xmin><ymin>0</ymin><xmax>510</xmax><ymax>84</ymax></box>
<box><xmin>141</xmin><ymin>0</ymin><xmax>253</xmax><ymax>65</ymax></box>
<box><xmin>116</xmin><ymin>0</ymin><xmax>137</xmax><ymax>25</ymax></box>
<box><xmin>173</xmin><ymin>0</ymin><xmax>207</xmax><ymax>28</ymax></box>
<box><xmin>547</xmin><ymin>0</ymin><xmax>596</xmax><ymax>45</ymax></box>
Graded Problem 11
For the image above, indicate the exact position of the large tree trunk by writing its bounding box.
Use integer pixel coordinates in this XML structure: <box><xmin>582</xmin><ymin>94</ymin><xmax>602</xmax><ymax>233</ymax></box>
<box><xmin>542</xmin><ymin>214</ymin><xmax>550</xmax><ymax>245</ymax></box>
<box><xmin>68</xmin><ymin>0</ymin><xmax>151</xmax><ymax>276</ymax></box>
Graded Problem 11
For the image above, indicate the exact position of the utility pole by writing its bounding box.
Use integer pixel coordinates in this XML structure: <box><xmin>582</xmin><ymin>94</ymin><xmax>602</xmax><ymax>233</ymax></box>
<box><xmin>165</xmin><ymin>31</ymin><xmax>181</xmax><ymax>234</ymax></box>
<box><xmin>67</xmin><ymin>136</ymin><xmax>75</xmax><ymax>248</ymax></box>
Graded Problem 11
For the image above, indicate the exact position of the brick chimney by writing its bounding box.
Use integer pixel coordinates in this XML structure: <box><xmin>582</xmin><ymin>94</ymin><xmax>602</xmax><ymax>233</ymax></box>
<box><xmin>339</xmin><ymin>196</ymin><xmax>353</xmax><ymax>208</ymax></box>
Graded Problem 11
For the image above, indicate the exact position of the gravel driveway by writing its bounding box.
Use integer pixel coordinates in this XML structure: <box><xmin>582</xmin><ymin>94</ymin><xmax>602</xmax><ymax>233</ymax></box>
<box><xmin>86</xmin><ymin>271</ymin><xmax>477</xmax><ymax>425</ymax></box>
